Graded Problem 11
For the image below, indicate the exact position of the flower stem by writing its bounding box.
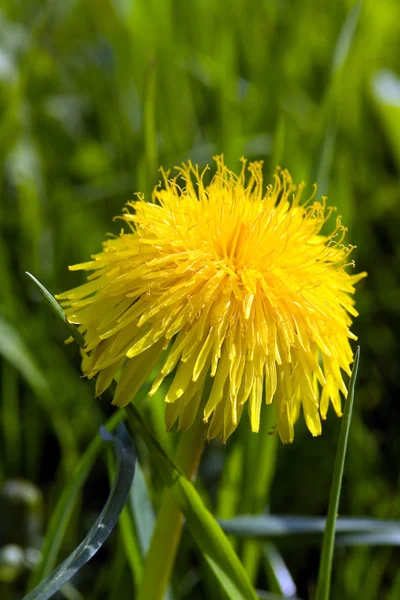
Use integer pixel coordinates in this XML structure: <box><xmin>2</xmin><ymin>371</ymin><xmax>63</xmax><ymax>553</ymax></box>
<box><xmin>137</xmin><ymin>416</ymin><xmax>206</xmax><ymax>600</ymax></box>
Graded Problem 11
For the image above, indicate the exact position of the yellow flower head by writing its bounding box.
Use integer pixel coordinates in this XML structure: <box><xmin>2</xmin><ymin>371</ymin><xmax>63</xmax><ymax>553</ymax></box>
<box><xmin>57</xmin><ymin>157</ymin><xmax>366</xmax><ymax>443</ymax></box>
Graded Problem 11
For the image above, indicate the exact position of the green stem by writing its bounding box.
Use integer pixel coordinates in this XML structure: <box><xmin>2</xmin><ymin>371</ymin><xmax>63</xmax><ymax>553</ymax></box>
<box><xmin>242</xmin><ymin>405</ymin><xmax>278</xmax><ymax>584</ymax></box>
<box><xmin>315</xmin><ymin>346</ymin><xmax>360</xmax><ymax>600</ymax></box>
<box><xmin>137</xmin><ymin>416</ymin><xmax>206</xmax><ymax>600</ymax></box>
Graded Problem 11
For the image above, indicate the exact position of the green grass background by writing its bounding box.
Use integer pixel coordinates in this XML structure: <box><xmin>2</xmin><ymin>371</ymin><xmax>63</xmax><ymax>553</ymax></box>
<box><xmin>1</xmin><ymin>0</ymin><xmax>399</xmax><ymax>598</ymax></box>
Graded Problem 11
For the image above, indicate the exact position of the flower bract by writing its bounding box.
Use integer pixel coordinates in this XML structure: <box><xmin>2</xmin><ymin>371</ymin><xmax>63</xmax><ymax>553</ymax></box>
<box><xmin>57</xmin><ymin>157</ymin><xmax>366</xmax><ymax>442</ymax></box>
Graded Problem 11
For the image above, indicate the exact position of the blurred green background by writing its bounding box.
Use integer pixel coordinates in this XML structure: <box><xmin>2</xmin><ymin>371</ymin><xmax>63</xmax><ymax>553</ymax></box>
<box><xmin>1</xmin><ymin>0</ymin><xmax>399</xmax><ymax>598</ymax></box>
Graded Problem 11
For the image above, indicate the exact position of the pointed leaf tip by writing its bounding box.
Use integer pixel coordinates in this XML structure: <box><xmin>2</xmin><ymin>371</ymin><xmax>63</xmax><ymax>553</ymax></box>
<box><xmin>26</xmin><ymin>272</ymin><xmax>85</xmax><ymax>348</ymax></box>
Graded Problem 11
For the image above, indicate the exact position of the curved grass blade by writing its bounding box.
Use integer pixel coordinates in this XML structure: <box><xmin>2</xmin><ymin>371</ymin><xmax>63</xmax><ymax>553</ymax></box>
<box><xmin>204</xmin><ymin>556</ymin><xmax>301</xmax><ymax>600</ymax></box>
<box><xmin>263</xmin><ymin>543</ymin><xmax>297</xmax><ymax>597</ymax></box>
<box><xmin>28</xmin><ymin>410</ymin><xmax>125</xmax><ymax>589</ymax></box>
<box><xmin>172</xmin><ymin>470</ymin><xmax>257</xmax><ymax>600</ymax></box>
<box><xmin>315</xmin><ymin>346</ymin><xmax>360</xmax><ymax>600</ymax></box>
<box><xmin>26</xmin><ymin>272</ymin><xmax>85</xmax><ymax>348</ymax></box>
<box><xmin>219</xmin><ymin>514</ymin><xmax>400</xmax><ymax>539</ymax></box>
<box><xmin>125</xmin><ymin>404</ymin><xmax>258</xmax><ymax>600</ymax></box>
<box><xmin>105</xmin><ymin>444</ymin><xmax>143</xmax><ymax>592</ymax></box>
<box><xmin>23</xmin><ymin>424</ymin><xmax>135</xmax><ymax>600</ymax></box>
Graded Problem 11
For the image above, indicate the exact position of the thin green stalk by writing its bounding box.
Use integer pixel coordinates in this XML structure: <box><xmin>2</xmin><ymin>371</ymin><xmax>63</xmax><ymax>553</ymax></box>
<box><xmin>242</xmin><ymin>405</ymin><xmax>278</xmax><ymax>583</ymax></box>
<box><xmin>216</xmin><ymin>440</ymin><xmax>243</xmax><ymax>553</ymax></box>
<box><xmin>136</xmin><ymin>414</ymin><xmax>206</xmax><ymax>600</ymax></box>
<box><xmin>315</xmin><ymin>346</ymin><xmax>360</xmax><ymax>600</ymax></box>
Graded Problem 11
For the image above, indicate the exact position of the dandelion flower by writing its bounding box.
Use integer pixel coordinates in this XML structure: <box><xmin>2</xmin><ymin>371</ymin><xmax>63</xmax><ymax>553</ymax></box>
<box><xmin>57</xmin><ymin>157</ymin><xmax>366</xmax><ymax>443</ymax></box>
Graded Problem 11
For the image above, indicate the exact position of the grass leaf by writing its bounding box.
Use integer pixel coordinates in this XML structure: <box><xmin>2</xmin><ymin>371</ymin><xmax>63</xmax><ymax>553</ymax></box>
<box><xmin>26</xmin><ymin>272</ymin><xmax>85</xmax><ymax>348</ymax></box>
<box><xmin>219</xmin><ymin>514</ymin><xmax>400</xmax><ymax>540</ymax></box>
<box><xmin>315</xmin><ymin>346</ymin><xmax>360</xmax><ymax>600</ymax></box>
<box><xmin>23</xmin><ymin>423</ymin><xmax>135</xmax><ymax>600</ymax></box>
<box><xmin>125</xmin><ymin>404</ymin><xmax>258</xmax><ymax>600</ymax></box>
<box><xmin>28</xmin><ymin>410</ymin><xmax>125</xmax><ymax>589</ymax></box>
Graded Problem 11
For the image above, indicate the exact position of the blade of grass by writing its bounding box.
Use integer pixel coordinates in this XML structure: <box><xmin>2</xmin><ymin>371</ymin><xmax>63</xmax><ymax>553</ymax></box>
<box><xmin>128</xmin><ymin>459</ymin><xmax>156</xmax><ymax>556</ymax></box>
<box><xmin>215</xmin><ymin>439</ymin><xmax>243</xmax><ymax>554</ymax></box>
<box><xmin>336</xmin><ymin>532</ymin><xmax>400</xmax><ymax>547</ymax></box>
<box><xmin>125</xmin><ymin>403</ymin><xmax>258</xmax><ymax>600</ymax></box>
<box><xmin>219</xmin><ymin>514</ymin><xmax>400</xmax><ymax>539</ymax></box>
<box><xmin>262</xmin><ymin>543</ymin><xmax>297</xmax><ymax>598</ymax></box>
<box><xmin>241</xmin><ymin>405</ymin><xmax>278</xmax><ymax>582</ymax></box>
<box><xmin>315</xmin><ymin>1</ymin><xmax>362</xmax><ymax>195</ymax></box>
<box><xmin>23</xmin><ymin>423</ymin><xmax>136</xmax><ymax>600</ymax></box>
<box><xmin>106</xmin><ymin>446</ymin><xmax>143</xmax><ymax>592</ymax></box>
<box><xmin>124</xmin><ymin>455</ymin><xmax>175</xmax><ymax>598</ymax></box>
<box><xmin>117</xmin><ymin>504</ymin><xmax>143</xmax><ymax>590</ymax></box>
<box><xmin>26</xmin><ymin>272</ymin><xmax>85</xmax><ymax>348</ymax></box>
<box><xmin>27</xmin><ymin>410</ymin><xmax>125</xmax><ymax>590</ymax></box>
<box><xmin>134</xmin><ymin>414</ymin><xmax>206</xmax><ymax>600</ymax></box>
<box><xmin>315</xmin><ymin>346</ymin><xmax>360</xmax><ymax>600</ymax></box>
<box><xmin>28</xmin><ymin>278</ymin><xmax>171</xmax><ymax>598</ymax></box>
